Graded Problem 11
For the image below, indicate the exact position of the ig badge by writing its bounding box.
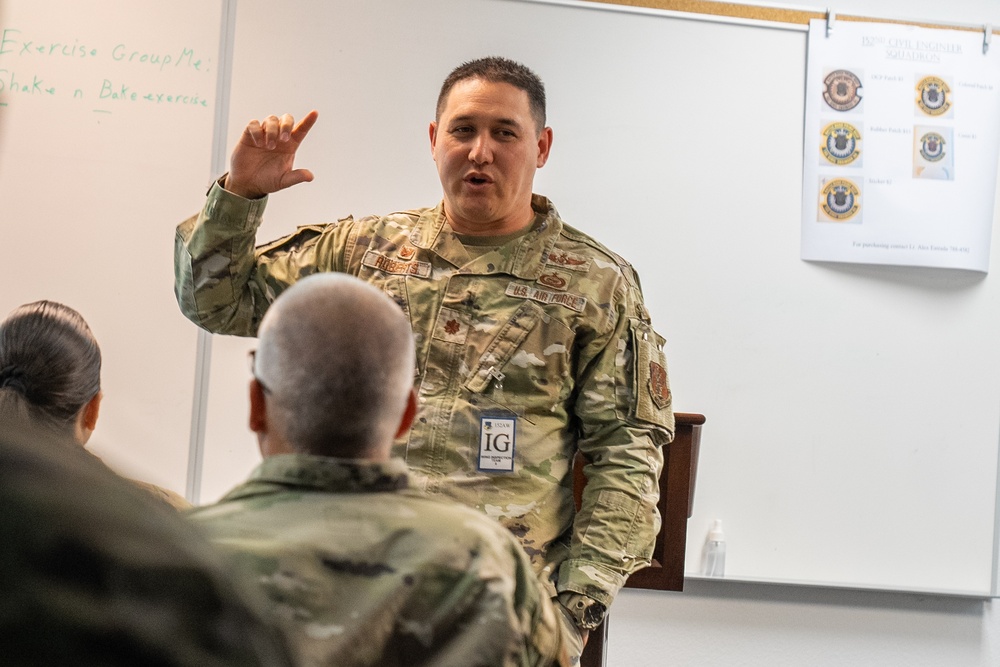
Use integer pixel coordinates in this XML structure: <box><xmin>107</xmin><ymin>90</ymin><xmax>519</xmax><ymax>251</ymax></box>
<box><xmin>478</xmin><ymin>414</ymin><xmax>516</xmax><ymax>472</ymax></box>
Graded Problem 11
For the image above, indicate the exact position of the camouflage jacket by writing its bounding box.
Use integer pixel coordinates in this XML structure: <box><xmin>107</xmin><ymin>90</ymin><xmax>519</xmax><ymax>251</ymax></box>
<box><xmin>187</xmin><ymin>455</ymin><xmax>569</xmax><ymax>667</ymax></box>
<box><xmin>175</xmin><ymin>183</ymin><xmax>675</xmax><ymax>611</ymax></box>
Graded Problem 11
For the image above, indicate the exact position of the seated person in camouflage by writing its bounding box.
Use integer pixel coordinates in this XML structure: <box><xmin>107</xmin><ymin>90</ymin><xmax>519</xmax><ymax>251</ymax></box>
<box><xmin>0</xmin><ymin>300</ymin><xmax>189</xmax><ymax>509</ymax></box>
<box><xmin>186</xmin><ymin>273</ymin><xmax>569</xmax><ymax>667</ymax></box>
<box><xmin>0</xmin><ymin>405</ymin><xmax>293</xmax><ymax>667</ymax></box>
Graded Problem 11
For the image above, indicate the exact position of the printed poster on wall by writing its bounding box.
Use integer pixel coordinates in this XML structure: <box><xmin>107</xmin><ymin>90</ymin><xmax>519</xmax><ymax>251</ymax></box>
<box><xmin>802</xmin><ymin>19</ymin><xmax>1000</xmax><ymax>272</ymax></box>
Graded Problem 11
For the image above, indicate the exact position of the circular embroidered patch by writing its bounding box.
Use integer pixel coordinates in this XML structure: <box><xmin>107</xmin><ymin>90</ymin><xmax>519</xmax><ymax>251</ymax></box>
<box><xmin>823</xmin><ymin>69</ymin><xmax>863</xmax><ymax>111</ymax></box>
<box><xmin>820</xmin><ymin>178</ymin><xmax>861</xmax><ymax>221</ymax></box>
<box><xmin>916</xmin><ymin>76</ymin><xmax>951</xmax><ymax>116</ymax></box>
<box><xmin>919</xmin><ymin>131</ymin><xmax>946</xmax><ymax>162</ymax></box>
<box><xmin>821</xmin><ymin>122</ymin><xmax>862</xmax><ymax>165</ymax></box>
<box><xmin>537</xmin><ymin>271</ymin><xmax>568</xmax><ymax>290</ymax></box>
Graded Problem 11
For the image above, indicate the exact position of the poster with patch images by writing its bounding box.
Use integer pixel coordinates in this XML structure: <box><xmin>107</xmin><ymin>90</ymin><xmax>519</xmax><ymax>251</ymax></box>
<box><xmin>801</xmin><ymin>19</ymin><xmax>1000</xmax><ymax>271</ymax></box>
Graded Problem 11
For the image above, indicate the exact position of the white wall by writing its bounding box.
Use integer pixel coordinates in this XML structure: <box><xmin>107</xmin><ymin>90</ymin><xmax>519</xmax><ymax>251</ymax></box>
<box><xmin>609</xmin><ymin>580</ymin><xmax>998</xmax><ymax>666</ymax></box>
<box><xmin>600</xmin><ymin>3</ymin><xmax>1000</xmax><ymax>664</ymax></box>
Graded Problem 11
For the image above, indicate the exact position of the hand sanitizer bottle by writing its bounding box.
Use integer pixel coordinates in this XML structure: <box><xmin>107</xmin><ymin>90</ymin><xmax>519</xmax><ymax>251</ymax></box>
<box><xmin>701</xmin><ymin>519</ymin><xmax>726</xmax><ymax>577</ymax></box>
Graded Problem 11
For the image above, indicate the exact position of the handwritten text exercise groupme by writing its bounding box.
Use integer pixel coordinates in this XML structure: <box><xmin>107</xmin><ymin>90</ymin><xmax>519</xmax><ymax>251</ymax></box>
<box><xmin>0</xmin><ymin>27</ymin><xmax>213</xmax><ymax>113</ymax></box>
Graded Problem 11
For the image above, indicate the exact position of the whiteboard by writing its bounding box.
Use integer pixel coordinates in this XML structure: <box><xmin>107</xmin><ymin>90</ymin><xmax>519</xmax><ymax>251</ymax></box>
<box><xmin>191</xmin><ymin>0</ymin><xmax>1000</xmax><ymax>595</ymax></box>
<box><xmin>0</xmin><ymin>0</ymin><xmax>223</xmax><ymax>495</ymax></box>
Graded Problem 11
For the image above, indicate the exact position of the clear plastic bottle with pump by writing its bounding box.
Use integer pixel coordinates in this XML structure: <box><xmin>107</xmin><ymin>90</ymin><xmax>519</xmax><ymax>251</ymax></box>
<box><xmin>701</xmin><ymin>519</ymin><xmax>726</xmax><ymax>577</ymax></box>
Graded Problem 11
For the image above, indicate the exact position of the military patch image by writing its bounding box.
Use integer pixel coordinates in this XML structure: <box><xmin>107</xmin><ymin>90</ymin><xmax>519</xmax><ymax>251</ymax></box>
<box><xmin>913</xmin><ymin>126</ymin><xmax>954</xmax><ymax>180</ymax></box>
<box><xmin>916</xmin><ymin>75</ymin><xmax>952</xmax><ymax>118</ymax></box>
<box><xmin>820</xmin><ymin>121</ymin><xmax>863</xmax><ymax>166</ymax></box>
<box><xmin>822</xmin><ymin>69</ymin><xmax>864</xmax><ymax>112</ymax></box>
<box><xmin>536</xmin><ymin>269</ymin><xmax>571</xmax><ymax>291</ymax></box>
<box><xmin>545</xmin><ymin>249</ymin><xmax>592</xmax><ymax>273</ymax></box>
<box><xmin>818</xmin><ymin>177</ymin><xmax>862</xmax><ymax>223</ymax></box>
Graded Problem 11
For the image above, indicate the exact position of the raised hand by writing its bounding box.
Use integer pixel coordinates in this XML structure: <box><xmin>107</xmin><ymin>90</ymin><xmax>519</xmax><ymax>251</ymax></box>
<box><xmin>224</xmin><ymin>110</ymin><xmax>319</xmax><ymax>199</ymax></box>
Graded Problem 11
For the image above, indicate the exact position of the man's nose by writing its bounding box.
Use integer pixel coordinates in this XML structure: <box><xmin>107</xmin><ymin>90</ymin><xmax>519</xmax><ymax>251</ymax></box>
<box><xmin>468</xmin><ymin>133</ymin><xmax>493</xmax><ymax>164</ymax></box>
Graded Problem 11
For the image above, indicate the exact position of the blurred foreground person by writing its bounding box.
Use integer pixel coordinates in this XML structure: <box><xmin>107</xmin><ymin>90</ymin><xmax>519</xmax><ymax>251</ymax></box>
<box><xmin>0</xmin><ymin>408</ymin><xmax>294</xmax><ymax>666</ymax></box>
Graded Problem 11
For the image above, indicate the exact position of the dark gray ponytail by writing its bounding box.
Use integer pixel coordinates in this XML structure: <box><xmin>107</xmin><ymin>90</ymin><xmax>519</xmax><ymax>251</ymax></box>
<box><xmin>0</xmin><ymin>301</ymin><xmax>101</xmax><ymax>430</ymax></box>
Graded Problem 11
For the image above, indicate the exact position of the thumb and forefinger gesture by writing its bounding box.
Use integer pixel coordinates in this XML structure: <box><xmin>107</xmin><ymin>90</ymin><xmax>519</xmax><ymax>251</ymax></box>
<box><xmin>224</xmin><ymin>110</ymin><xmax>319</xmax><ymax>199</ymax></box>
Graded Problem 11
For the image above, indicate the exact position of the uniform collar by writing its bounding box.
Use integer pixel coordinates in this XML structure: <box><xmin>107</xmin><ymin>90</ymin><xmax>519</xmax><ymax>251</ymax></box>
<box><xmin>408</xmin><ymin>195</ymin><xmax>562</xmax><ymax>279</ymax></box>
<box><xmin>235</xmin><ymin>454</ymin><xmax>410</xmax><ymax>495</ymax></box>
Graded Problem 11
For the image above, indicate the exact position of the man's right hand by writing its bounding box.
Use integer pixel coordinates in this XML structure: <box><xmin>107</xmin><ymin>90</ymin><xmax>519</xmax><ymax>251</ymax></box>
<box><xmin>224</xmin><ymin>111</ymin><xmax>319</xmax><ymax>199</ymax></box>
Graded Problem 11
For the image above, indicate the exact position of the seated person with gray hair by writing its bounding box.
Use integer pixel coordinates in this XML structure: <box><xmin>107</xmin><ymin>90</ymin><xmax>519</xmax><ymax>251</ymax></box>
<box><xmin>187</xmin><ymin>273</ymin><xmax>570</xmax><ymax>667</ymax></box>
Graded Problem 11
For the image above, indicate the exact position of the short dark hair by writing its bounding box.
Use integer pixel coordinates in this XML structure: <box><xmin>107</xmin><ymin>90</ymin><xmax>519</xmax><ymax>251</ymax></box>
<box><xmin>0</xmin><ymin>300</ymin><xmax>101</xmax><ymax>430</ymax></box>
<box><xmin>436</xmin><ymin>56</ymin><xmax>547</xmax><ymax>132</ymax></box>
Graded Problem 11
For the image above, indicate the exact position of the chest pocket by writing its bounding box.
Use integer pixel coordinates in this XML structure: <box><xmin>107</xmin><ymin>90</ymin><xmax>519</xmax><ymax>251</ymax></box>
<box><xmin>464</xmin><ymin>301</ymin><xmax>573</xmax><ymax>406</ymax></box>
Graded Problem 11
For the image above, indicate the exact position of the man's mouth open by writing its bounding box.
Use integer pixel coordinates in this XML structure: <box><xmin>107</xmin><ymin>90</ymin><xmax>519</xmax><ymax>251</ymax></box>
<box><xmin>465</xmin><ymin>174</ymin><xmax>493</xmax><ymax>186</ymax></box>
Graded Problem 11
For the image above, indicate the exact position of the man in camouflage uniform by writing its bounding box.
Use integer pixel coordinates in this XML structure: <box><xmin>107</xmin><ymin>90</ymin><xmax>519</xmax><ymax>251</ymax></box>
<box><xmin>187</xmin><ymin>273</ymin><xmax>569</xmax><ymax>666</ymax></box>
<box><xmin>175</xmin><ymin>57</ymin><xmax>674</xmax><ymax>656</ymax></box>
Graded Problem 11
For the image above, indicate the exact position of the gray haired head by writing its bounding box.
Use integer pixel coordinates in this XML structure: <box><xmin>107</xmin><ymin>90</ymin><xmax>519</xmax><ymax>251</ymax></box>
<box><xmin>253</xmin><ymin>274</ymin><xmax>415</xmax><ymax>458</ymax></box>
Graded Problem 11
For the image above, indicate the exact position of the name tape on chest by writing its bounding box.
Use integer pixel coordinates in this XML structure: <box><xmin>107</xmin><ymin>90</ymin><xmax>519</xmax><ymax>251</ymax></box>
<box><xmin>362</xmin><ymin>250</ymin><xmax>432</xmax><ymax>278</ymax></box>
<box><xmin>505</xmin><ymin>282</ymin><xmax>587</xmax><ymax>313</ymax></box>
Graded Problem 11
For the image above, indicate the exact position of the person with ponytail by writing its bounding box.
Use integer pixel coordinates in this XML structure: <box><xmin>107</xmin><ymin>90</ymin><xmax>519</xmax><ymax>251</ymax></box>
<box><xmin>0</xmin><ymin>300</ymin><xmax>189</xmax><ymax>509</ymax></box>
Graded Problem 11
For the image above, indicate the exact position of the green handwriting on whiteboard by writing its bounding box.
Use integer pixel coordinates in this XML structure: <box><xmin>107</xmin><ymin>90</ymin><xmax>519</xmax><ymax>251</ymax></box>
<box><xmin>0</xmin><ymin>27</ymin><xmax>213</xmax><ymax>114</ymax></box>
<box><xmin>0</xmin><ymin>29</ymin><xmax>211</xmax><ymax>73</ymax></box>
<box><xmin>0</xmin><ymin>69</ymin><xmax>212</xmax><ymax>111</ymax></box>
<box><xmin>99</xmin><ymin>79</ymin><xmax>209</xmax><ymax>107</ymax></box>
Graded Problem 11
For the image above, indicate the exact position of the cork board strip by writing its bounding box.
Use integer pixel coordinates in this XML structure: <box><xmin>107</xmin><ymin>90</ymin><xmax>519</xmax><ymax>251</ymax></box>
<box><xmin>578</xmin><ymin>0</ymin><xmax>993</xmax><ymax>33</ymax></box>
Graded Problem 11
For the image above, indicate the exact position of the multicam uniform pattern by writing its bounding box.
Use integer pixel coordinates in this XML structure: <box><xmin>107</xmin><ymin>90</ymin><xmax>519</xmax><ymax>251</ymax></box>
<box><xmin>187</xmin><ymin>454</ymin><xmax>568</xmax><ymax>667</ymax></box>
<box><xmin>175</xmin><ymin>183</ymin><xmax>674</xmax><ymax>613</ymax></box>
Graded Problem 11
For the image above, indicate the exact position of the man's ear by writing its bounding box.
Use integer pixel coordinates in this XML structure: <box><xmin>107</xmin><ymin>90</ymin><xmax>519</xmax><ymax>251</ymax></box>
<box><xmin>249</xmin><ymin>379</ymin><xmax>268</xmax><ymax>434</ymax></box>
<box><xmin>394</xmin><ymin>389</ymin><xmax>418</xmax><ymax>439</ymax></box>
<box><xmin>429</xmin><ymin>121</ymin><xmax>439</xmax><ymax>155</ymax></box>
<box><xmin>536</xmin><ymin>126</ymin><xmax>553</xmax><ymax>168</ymax></box>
